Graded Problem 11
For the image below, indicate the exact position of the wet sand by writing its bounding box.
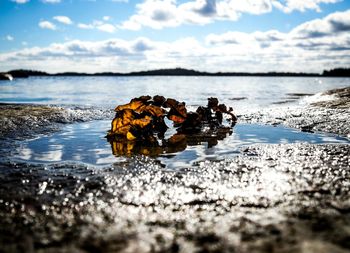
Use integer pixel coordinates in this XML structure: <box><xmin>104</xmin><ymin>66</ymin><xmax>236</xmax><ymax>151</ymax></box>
<box><xmin>0</xmin><ymin>87</ymin><xmax>349</xmax><ymax>253</ymax></box>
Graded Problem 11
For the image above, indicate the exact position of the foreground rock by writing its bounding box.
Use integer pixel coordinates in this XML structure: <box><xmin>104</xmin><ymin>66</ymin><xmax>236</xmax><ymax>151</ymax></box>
<box><xmin>0</xmin><ymin>143</ymin><xmax>349</xmax><ymax>253</ymax></box>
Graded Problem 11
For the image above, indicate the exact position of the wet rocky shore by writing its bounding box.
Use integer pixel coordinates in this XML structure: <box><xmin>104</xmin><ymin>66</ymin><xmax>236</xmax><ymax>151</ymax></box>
<box><xmin>239</xmin><ymin>87</ymin><xmax>350</xmax><ymax>137</ymax></box>
<box><xmin>0</xmin><ymin>87</ymin><xmax>349</xmax><ymax>253</ymax></box>
<box><xmin>0</xmin><ymin>104</ymin><xmax>113</xmax><ymax>140</ymax></box>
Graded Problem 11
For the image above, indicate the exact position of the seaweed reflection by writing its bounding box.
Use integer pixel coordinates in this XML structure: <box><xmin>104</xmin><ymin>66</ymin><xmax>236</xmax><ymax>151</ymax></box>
<box><xmin>109</xmin><ymin>125</ymin><xmax>234</xmax><ymax>157</ymax></box>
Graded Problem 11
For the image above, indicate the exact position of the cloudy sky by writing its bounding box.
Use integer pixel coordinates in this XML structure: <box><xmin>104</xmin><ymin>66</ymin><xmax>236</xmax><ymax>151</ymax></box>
<box><xmin>1</xmin><ymin>0</ymin><xmax>349</xmax><ymax>73</ymax></box>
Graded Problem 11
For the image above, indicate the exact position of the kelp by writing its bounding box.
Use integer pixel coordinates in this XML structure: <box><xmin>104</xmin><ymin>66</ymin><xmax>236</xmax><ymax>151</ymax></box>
<box><xmin>107</xmin><ymin>95</ymin><xmax>236</xmax><ymax>156</ymax></box>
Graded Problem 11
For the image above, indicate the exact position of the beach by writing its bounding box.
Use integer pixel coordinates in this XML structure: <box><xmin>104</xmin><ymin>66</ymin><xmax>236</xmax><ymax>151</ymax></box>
<box><xmin>2</xmin><ymin>1</ymin><xmax>350</xmax><ymax>251</ymax></box>
<box><xmin>0</xmin><ymin>83</ymin><xmax>349</xmax><ymax>253</ymax></box>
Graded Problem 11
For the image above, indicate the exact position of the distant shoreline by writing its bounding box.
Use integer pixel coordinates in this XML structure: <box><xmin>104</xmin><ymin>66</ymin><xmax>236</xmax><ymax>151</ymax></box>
<box><xmin>1</xmin><ymin>67</ymin><xmax>349</xmax><ymax>79</ymax></box>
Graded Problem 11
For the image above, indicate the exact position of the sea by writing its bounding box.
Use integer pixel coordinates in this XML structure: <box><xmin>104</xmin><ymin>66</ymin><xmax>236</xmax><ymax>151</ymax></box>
<box><xmin>0</xmin><ymin>75</ymin><xmax>349</xmax><ymax>108</ymax></box>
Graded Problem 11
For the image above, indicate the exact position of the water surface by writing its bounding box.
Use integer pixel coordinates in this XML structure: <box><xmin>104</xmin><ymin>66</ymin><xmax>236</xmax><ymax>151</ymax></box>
<box><xmin>1</xmin><ymin>76</ymin><xmax>349</xmax><ymax>111</ymax></box>
<box><xmin>13</xmin><ymin>120</ymin><xmax>349</xmax><ymax>169</ymax></box>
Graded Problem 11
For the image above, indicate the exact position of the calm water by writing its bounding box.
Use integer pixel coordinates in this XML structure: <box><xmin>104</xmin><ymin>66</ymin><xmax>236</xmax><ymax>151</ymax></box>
<box><xmin>1</xmin><ymin>76</ymin><xmax>349</xmax><ymax>111</ymax></box>
<box><xmin>13</xmin><ymin>121</ymin><xmax>350</xmax><ymax>168</ymax></box>
<box><xmin>2</xmin><ymin>76</ymin><xmax>349</xmax><ymax>168</ymax></box>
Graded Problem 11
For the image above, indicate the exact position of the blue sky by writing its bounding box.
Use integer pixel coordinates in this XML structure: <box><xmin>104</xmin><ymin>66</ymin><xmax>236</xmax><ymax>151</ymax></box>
<box><xmin>1</xmin><ymin>0</ymin><xmax>349</xmax><ymax>73</ymax></box>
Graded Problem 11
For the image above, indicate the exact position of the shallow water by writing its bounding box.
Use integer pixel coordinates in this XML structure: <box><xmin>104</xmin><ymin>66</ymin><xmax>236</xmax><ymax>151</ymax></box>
<box><xmin>12</xmin><ymin>120</ymin><xmax>349</xmax><ymax>169</ymax></box>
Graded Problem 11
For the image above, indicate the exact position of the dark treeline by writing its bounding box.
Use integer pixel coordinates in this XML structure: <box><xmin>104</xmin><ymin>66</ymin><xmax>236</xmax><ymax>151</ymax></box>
<box><xmin>322</xmin><ymin>68</ymin><xmax>350</xmax><ymax>77</ymax></box>
<box><xmin>1</xmin><ymin>67</ymin><xmax>350</xmax><ymax>79</ymax></box>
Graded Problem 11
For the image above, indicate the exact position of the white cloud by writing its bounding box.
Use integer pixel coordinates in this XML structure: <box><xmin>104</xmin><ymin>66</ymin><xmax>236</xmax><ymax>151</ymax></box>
<box><xmin>120</xmin><ymin>0</ymin><xmax>342</xmax><ymax>30</ymax></box>
<box><xmin>11</xmin><ymin>0</ymin><xmax>29</xmax><ymax>3</ymax></box>
<box><xmin>77</xmin><ymin>23</ymin><xmax>94</xmax><ymax>29</ymax></box>
<box><xmin>120</xmin><ymin>0</ymin><xmax>182</xmax><ymax>30</ymax></box>
<box><xmin>291</xmin><ymin>9</ymin><xmax>350</xmax><ymax>38</ymax></box>
<box><xmin>6</xmin><ymin>35</ymin><xmax>14</xmax><ymax>41</ymax></box>
<box><xmin>39</xmin><ymin>21</ymin><xmax>57</xmax><ymax>30</ymax></box>
<box><xmin>53</xmin><ymin>16</ymin><xmax>73</xmax><ymax>25</ymax></box>
<box><xmin>77</xmin><ymin>19</ymin><xmax>117</xmax><ymax>33</ymax></box>
<box><xmin>103</xmin><ymin>16</ymin><xmax>111</xmax><ymax>21</ymax></box>
<box><xmin>207</xmin><ymin>10</ymin><xmax>350</xmax><ymax>47</ymax></box>
<box><xmin>204</xmin><ymin>9</ymin><xmax>350</xmax><ymax>70</ymax></box>
<box><xmin>2</xmin><ymin>10</ymin><xmax>350</xmax><ymax>73</ymax></box>
<box><xmin>96</xmin><ymin>23</ymin><xmax>117</xmax><ymax>33</ymax></box>
<box><xmin>272</xmin><ymin>0</ymin><xmax>340</xmax><ymax>13</ymax></box>
<box><xmin>206</xmin><ymin>31</ymin><xmax>251</xmax><ymax>45</ymax></box>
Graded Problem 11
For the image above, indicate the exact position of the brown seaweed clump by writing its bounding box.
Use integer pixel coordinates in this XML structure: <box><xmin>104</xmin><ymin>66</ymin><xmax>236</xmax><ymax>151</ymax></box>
<box><xmin>107</xmin><ymin>95</ymin><xmax>236</xmax><ymax>156</ymax></box>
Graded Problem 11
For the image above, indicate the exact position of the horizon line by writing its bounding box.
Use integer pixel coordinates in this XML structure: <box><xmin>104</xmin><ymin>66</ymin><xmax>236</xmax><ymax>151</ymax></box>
<box><xmin>1</xmin><ymin>67</ymin><xmax>350</xmax><ymax>78</ymax></box>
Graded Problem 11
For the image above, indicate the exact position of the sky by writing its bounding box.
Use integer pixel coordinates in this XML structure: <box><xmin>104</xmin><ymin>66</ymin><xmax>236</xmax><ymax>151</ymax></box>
<box><xmin>0</xmin><ymin>0</ymin><xmax>349</xmax><ymax>73</ymax></box>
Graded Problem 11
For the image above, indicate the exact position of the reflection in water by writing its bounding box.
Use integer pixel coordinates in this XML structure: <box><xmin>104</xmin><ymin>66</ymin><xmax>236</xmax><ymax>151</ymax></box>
<box><xmin>33</xmin><ymin>145</ymin><xmax>63</xmax><ymax>162</ymax></box>
<box><xmin>13</xmin><ymin>120</ymin><xmax>349</xmax><ymax>168</ymax></box>
<box><xmin>109</xmin><ymin>125</ymin><xmax>233</xmax><ymax>158</ymax></box>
